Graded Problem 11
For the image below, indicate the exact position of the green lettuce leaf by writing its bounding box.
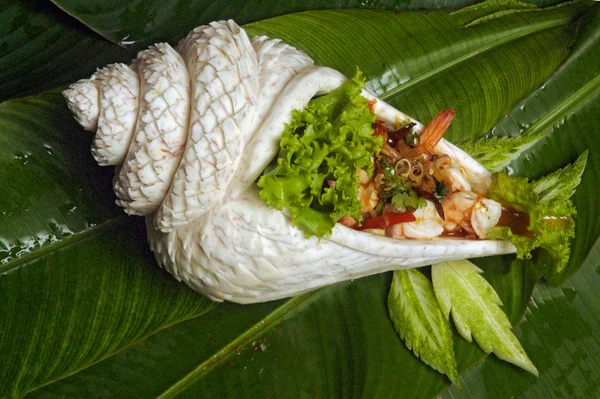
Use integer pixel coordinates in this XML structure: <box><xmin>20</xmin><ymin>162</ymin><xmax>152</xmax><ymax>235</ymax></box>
<box><xmin>258</xmin><ymin>69</ymin><xmax>383</xmax><ymax>237</ymax></box>
<box><xmin>486</xmin><ymin>151</ymin><xmax>587</xmax><ymax>273</ymax></box>
<box><xmin>388</xmin><ymin>270</ymin><xmax>459</xmax><ymax>384</ymax></box>
<box><xmin>431</xmin><ymin>260</ymin><xmax>538</xmax><ymax>376</ymax></box>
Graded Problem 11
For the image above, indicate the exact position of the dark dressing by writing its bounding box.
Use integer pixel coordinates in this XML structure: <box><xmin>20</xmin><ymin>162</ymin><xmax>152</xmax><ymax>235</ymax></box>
<box><xmin>497</xmin><ymin>206</ymin><xmax>533</xmax><ymax>237</ymax></box>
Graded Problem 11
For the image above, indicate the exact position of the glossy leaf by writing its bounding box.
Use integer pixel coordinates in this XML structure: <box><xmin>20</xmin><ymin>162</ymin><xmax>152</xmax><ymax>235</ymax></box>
<box><xmin>1</xmin><ymin>2</ymin><xmax>599</xmax><ymax>399</ymax></box>
<box><xmin>489</xmin><ymin>5</ymin><xmax>600</xmax><ymax>285</ymax></box>
<box><xmin>0</xmin><ymin>90</ymin><xmax>116</xmax><ymax>265</ymax></box>
<box><xmin>441</xmin><ymin>7</ymin><xmax>600</xmax><ymax>396</ymax></box>
<box><xmin>459</xmin><ymin>132</ymin><xmax>545</xmax><ymax>172</ymax></box>
<box><xmin>49</xmin><ymin>0</ymin><xmax>480</xmax><ymax>50</ymax></box>
<box><xmin>30</xmin><ymin>274</ymin><xmax>459</xmax><ymax>398</ymax></box>
<box><xmin>245</xmin><ymin>2</ymin><xmax>587</xmax><ymax>143</ymax></box>
<box><xmin>22</xmin><ymin>258</ymin><xmax>544</xmax><ymax>399</ymax></box>
<box><xmin>0</xmin><ymin>91</ymin><xmax>215</xmax><ymax>397</ymax></box>
<box><xmin>0</xmin><ymin>1</ymin><xmax>134</xmax><ymax>101</ymax></box>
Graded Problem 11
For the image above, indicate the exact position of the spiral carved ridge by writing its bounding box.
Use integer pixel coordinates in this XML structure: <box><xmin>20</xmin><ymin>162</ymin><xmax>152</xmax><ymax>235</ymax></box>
<box><xmin>63</xmin><ymin>20</ymin><xmax>515</xmax><ymax>303</ymax></box>
<box><xmin>114</xmin><ymin>43</ymin><xmax>190</xmax><ymax>215</ymax></box>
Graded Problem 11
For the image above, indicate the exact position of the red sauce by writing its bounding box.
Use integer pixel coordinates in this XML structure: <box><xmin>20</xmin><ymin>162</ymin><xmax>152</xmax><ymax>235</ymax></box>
<box><xmin>357</xmin><ymin>212</ymin><xmax>416</xmax><ymax>230</ymax></box>
<box><xmin>497</xmin><ymin>206</ymin><xmax>534</xmax><ymax>237</ymax></box>
<box><xmin>373</xmin><ymin>121</ymin><xmax>387</xmax><ymax>138</ymax></box>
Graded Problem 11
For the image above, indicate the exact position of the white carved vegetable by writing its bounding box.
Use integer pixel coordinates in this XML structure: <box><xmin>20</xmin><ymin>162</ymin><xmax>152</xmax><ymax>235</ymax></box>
<box><xmin>63</xmin><ymin>20</ymin><xmax>515</xmax><ymax>304</ymax></box>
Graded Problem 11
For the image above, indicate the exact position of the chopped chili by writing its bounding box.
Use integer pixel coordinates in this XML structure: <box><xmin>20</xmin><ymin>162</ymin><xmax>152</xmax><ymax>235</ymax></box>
<box><xmin>387</xmin><ymin>122</ymin><xmax>416</xmax><ymax>147</ymax></box>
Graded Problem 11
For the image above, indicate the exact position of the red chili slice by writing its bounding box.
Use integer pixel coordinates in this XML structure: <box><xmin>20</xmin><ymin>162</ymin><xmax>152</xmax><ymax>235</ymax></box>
<box><xmin>387</xmin><ymin>122</ymin><xmax>416</xmax><ymax>147</ymax></box>
<box><xmin>358</xmin><ymin>212</ymin><xmax>416</xmax><ymax>230</ymax></box>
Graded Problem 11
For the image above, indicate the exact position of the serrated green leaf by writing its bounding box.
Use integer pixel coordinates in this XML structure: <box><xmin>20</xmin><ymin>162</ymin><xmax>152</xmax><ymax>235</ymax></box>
<box><xmin>487</xmin><ymin>161</ymin><xmax>582</xmax><ymax>274</ymax></box>
<box><xmin>432</xmin><ymin>260</ymin><xmax>538</xmax><ymax>376</ymax></box>
<box><xmin>442</xmin><ymin>238</ymin><xmax>600</xmax><ymax>398</ymax></box>
<box><xmin>534</xmin><ymin>150</ymin><xmax>587</xmax><ymax>204</ymax></box>
<box><xmin>459</xmin><ymin>132</ymin><xmax>544</xmax><ymax>172</ymax></box>
<box><xmin>388</xmin><ymin>270</ymin><xmax>459</xmax><ymax>384</ymax></box>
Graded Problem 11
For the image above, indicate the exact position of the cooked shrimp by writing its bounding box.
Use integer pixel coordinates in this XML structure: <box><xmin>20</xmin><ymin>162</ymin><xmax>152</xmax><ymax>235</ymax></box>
<box><xmin>442</xmin><ymin>191</ymin><xmax>478</xmax><ymax>233</ymax></box>
<box><xmin>433</xmin><ymin>154</ymin><xmax>471</xmax><ymax>192</ymax></box>
<box><xmin>442</xmin><ymin>191</ymin><xmax>501</xmax><ymax>238</ymax></box>
<box><xmin>388</xmin><ymin>201</ymin><xmax>444</xmax><ymax>239</ymax></box>
<box><xmin>471</xmin><ymin>199</ymin><xmax>502</xmax><ymax>239</ymax></box>
<box><xmin>338</xmin><ymin>215</ymin><xmax>358</xmax><ymax>228</ymax></box>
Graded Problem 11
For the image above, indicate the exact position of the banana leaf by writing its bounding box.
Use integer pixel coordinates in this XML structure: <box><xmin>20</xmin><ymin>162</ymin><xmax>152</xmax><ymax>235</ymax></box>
<box><xmin>50</xmin><ymin>0</ymin><xmax>479</xmax><ymax>50</ymax></box>
<box><xmin>0</xmin><ymin>1</ymin><xmax>134</xmax><ymax>102</ymax></box>
<box><xmin>1</xmin><ymin>0</ymin><xmax>599</xmax><ymax>397</ymax></box>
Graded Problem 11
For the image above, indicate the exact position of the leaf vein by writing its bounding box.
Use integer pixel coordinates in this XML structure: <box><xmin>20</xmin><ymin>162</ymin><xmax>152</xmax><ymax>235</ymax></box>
<box><xmin>379</xmin><ymin>18</ymin><xmax>570</xmax><ymax>101</ymax></box>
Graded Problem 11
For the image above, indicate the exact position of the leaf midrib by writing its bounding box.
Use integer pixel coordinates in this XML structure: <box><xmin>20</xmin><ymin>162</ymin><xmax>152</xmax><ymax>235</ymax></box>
<box><xmin>0</xmin><ymin>216</ymin><xmax>127</xmax><ymax>275</ymax></box>
<box><xmin>156</xmin><ymin>291</ymin><xmax>320</xmax><ymax>398</ymax></box>
<box><xmin>26</xmin><ymin>299</ymin><xmax>215</xmax><ymax>397</ymax></box>
<box><xmin>404</xmin><ymin>271</ymin><xmax>444</xmax><ymax>350</ymax></box>
<box><xmin>379</xmin><ymin>17</ymin><xmax>571</xmax><ymax>101</ymax></box>
<box><xmin>450</xmin><ymin>266</ymin><xmax>522</xmax><ymax>360</ymax></box>
<box><xmin>522</xmin><ymin>72</ymin><xmax>600</xmax><ymax>138</ymax></box>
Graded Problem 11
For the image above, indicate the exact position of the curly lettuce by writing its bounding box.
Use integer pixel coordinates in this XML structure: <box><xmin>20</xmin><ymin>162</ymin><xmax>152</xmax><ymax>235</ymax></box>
<box><xmin>486</xmin><ymin>151</ymin><xmax>587</xmax><ymax>273</ymax></box>
<box><xmin>258</xmin><ymin>69</ymin><xmax>383</xmax><ymax>237</ymax></box>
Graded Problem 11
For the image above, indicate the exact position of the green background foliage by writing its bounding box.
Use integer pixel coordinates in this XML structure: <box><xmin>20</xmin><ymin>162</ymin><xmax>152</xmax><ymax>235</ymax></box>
<box><xmin>1</xmin><ymin>0</ymin><xmax>598</xmax><ymax>397</ymax></box>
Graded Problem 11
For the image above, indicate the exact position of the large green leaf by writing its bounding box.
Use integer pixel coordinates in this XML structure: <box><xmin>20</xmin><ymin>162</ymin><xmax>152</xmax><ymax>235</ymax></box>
<box><xmin>245</xmin><ymin>2</ymin><xmax>588</xmax><ymax>143</ymax></box>
<box><xmin>1</xmin><ymin>2</ymin><xmax>599</xmax><ymax>398</ymax></box>
<box><xmin>49</xmin><ymin>0</ymin><xmax>479</xmax><ymax>50</ymax></box>
<box><xmin>0</xmin><ymin>1</ymin><xmax>133</xmax><ymax>101</ymax></box>
<box><xmin>491</xmin><ymin>7</ymin><xmax>600</xmax><ymax>285</ymax></box>
<box><xmin>0</xmin><ymin>92</ymin><xmax>215</xmax><ymax>397</ymax></box>
<box><xmin>442</xmin><ymin>8</ymin><xmax>600</xmax><ymax>396</ymax></box>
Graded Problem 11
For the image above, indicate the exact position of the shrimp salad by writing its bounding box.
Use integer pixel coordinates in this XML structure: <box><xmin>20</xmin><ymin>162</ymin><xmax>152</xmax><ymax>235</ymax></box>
<box><xmin>259</xmin><ymin>71</ymin><xmax>527</xmax><ymax>243</ymax></box>
<box><xmin>349</xmin><ymin>110</ymin><xmax>509</xmax><ymax>241</ymax></box>
<box><xmin>257</xmin><ymin>67</ymin><xmax>584</xmax><ymax>277</ymax></box>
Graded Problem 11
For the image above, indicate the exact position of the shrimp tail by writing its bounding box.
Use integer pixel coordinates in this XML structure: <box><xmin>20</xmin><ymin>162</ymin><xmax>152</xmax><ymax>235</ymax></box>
<box><xmin>418</xmin><ymin>109</ymin><xmax>456</xmax><ymax>155</ymax></box>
